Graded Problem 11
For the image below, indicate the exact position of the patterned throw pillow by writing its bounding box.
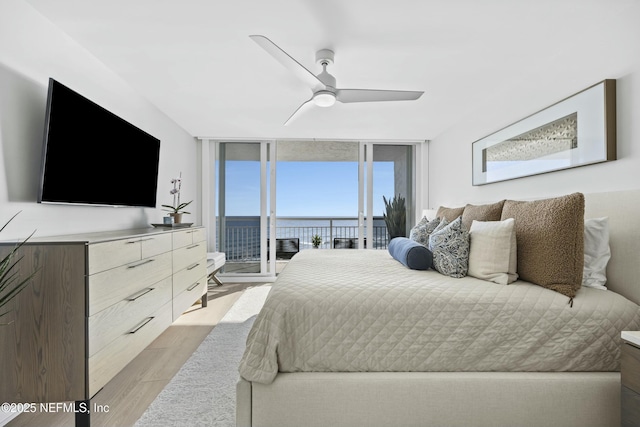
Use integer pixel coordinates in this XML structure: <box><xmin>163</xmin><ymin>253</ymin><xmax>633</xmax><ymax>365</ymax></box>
<box><xmin>431</xmin><ymin>217</ymin><xmax>449</xmax><ymax>235</ymax></box>
<box><xmin>409</xmin><ymin>216</ymin><xmax>441</xmax><ymax>246</ymax></box>
<box><xmin>428</xmin><ymin>216</ymin><xmax>470</xmax><ymax>278</ymax></box>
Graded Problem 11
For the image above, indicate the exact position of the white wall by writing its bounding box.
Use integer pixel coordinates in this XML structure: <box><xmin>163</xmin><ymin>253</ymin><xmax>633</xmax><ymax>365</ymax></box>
<box><xmin>426</xmin><ymin>2</ymin><xmax>640</xmax><ymax>209</ymax></box>
<box><xmin>0</xmin><ymin>0</ymin><xmax>198</xmax><ymax>241</ymax></box>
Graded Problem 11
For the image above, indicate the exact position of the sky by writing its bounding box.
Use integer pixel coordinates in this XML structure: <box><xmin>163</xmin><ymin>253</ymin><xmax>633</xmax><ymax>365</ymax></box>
<box><xmin>222</xmin><ymin>160</ymin><xmax>395</xmax><ymax>217</ymax></box>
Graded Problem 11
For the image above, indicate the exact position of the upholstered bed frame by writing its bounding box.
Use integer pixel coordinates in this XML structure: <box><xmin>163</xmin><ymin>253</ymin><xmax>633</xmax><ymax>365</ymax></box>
<box><xmin>236</xmin><ymin>189</ymin><xmax>640</xmax><ymax>427</ymax></box>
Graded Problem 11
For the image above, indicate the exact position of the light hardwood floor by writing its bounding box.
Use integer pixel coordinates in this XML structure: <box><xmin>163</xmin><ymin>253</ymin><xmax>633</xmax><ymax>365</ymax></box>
<box><xmin>6</xmin><ymin>282</ymin><xmax>261</xmax><ymax>427</ymax></box>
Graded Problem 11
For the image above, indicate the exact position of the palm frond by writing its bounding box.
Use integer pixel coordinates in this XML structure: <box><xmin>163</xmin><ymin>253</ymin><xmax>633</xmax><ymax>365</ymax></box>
<box><xmin>0</xmin><ymin>214</ymin><xmax>38</xmax><ymax>316</ymax></box>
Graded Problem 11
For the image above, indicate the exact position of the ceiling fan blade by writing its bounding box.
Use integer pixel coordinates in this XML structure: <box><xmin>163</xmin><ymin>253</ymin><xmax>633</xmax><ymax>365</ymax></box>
<box><xmin>249</xmin><ymin>35</ymin><xmax>326</xmax><ymax>90</ymax></box>
<box><xmin>284</xmin><ymin>98</ymin><xmax>315</xmax><ymax>126</ymax></box>
<box><xmin>336</xmin><ymin>89</ymin><xmax>424</xmax><ymax>103</ymax></box>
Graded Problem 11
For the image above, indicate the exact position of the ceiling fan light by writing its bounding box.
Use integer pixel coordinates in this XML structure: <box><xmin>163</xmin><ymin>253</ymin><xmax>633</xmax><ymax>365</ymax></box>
<box><xmin>313</xmin><ymin>91</ymin><xmax>336</xmax><ymax>107</ymax></box>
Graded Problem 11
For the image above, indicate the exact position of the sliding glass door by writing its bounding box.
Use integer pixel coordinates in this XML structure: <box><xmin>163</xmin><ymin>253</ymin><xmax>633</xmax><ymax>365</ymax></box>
<box><xmin>215</xmin><ymin>141</ymin><xmax>275</xmax><ymax>278</ymax></box>
<box><xmin>361</xmin><ymin>142</ymin><xmax>414</xmax><ymax>248</ymax></box>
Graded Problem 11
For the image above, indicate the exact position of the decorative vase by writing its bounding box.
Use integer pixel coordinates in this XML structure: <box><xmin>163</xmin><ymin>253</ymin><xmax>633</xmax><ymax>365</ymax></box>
<box><xmin>170</xmin><ymin>213</ymin><xmax>183</xmax><ymax>224</ymax></box>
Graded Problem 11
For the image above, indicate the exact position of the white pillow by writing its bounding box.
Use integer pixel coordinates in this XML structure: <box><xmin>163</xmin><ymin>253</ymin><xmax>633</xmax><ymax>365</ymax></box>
<box><xmin>468</xmin><ymin>219</ymin><xmax>518</xmax><ymax>285</ymax></box>
<box><xmin>583</xmin><ymin>217</ymin><xmax>610</xmax><ymax>290</ymax></box>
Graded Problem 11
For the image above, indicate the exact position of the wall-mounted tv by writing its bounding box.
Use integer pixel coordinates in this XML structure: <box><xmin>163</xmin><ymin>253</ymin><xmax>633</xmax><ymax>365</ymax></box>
<box><xmin>38</xmin><ymin>78</ymin><xmax>161</xmax><ymax>208</ymax></box>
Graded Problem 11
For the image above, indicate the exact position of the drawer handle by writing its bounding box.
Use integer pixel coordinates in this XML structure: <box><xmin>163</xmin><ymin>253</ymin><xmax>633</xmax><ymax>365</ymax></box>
<box><xmin>127</xmin><ymin>259</ymin><xmax>155</xmax><ymax>269</ymax></box>
<box><xmin>126</xmin><ymin>240</ymin><xmax>139</xmax><ymax>244</ymax></box>
<box><xmin>186</xmin><ymin>244</ymin><xmax>200</xmax><ymax>250</ymax></box>
<box><xmin>187</xmin><ymin>263</ymin><xmax>200</xmax><ymax>271</ymax></box>
<box><xmin>187</xmin><ymin>282</ymin><xmax>201</xmax><ymax>292</ymax></box>
<box><xmin>140</xmin><ymin>237</ymin><xmax>155</xmax><ymax>242</ymax></box>
<box><xmin>126</xmin><ymin>287</ymin><xmax>154</xmax><ymax>301</ymax></box>
<box><xmin>129</xmin><ymin>317</ymin><xmax>154</xmax><ymax>334</ymax></box>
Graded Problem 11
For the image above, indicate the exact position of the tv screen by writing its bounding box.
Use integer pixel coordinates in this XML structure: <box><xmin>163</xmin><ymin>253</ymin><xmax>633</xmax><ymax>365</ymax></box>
<box><xmin>38</xmin><ymin>78</ymin><xmax>161</xmax><ymax>208</ymax></box>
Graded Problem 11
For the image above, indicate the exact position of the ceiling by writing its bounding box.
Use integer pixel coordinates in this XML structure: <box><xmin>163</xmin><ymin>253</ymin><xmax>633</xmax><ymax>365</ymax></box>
<box><xmin>22</xmin><ymin>0</ymin><xmax>636</xmax><ymax>141</ymax></box>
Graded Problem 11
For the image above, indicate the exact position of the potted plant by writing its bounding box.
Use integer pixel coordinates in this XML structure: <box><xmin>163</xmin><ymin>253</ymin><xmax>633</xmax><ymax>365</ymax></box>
<box><xmin>162</xmin><ymin>201</ymin><xmax>192</xmax><ymax>224</ymax></box>
<box><xmin>161</xmin><ymin>172</ymin><xmax>192</xmax><ymax>224</ymax></box>
<box><xmin>383</xmin><ymin>194</ymin><xmax>406</xmax><ymax>240</ymax></box>
<box><xmin>1</xmin><ymin>212</ymin><xmax>38</xmax><ymax>321</ymax></box>
<box><xmin>311</xmin><ymin>234</ymin><xmax>322</xmax><ymax>249</ymax></box>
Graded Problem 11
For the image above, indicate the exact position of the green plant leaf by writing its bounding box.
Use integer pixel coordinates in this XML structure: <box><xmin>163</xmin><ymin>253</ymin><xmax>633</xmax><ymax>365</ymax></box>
<box><xmin>161</xmin><ymin>201</ymin><xmax>193</xmax><ymax>214</ymax></box>
<box><xmin>0</xmin><ymin>214</ymin><xmax>39</xmax><ymax>315</ymax></box>
<box><xmin>382</xmin><ymin>194</ymin><xmax>406</xmax><ymax>239</ymax></box>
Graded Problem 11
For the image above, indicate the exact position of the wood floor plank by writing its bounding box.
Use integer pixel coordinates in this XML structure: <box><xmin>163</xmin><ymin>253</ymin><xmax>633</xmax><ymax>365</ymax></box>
<box><xmin>91</xmin><ymin>380</ymin><xmax>167</xmax><ymax>427</ymax></box>
<box><xmin>145</xmin><ymin>322</ymin><xmax>213</xmax><ymax>350</ymax></box>
<box><xmin>136</xmin><ymin>327</ymin><xmax>212</xmax><ymax>382</ymax></box>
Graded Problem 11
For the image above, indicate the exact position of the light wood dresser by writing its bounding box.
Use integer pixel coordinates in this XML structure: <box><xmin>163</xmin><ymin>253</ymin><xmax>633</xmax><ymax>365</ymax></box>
<box><xmin>0</xmin><ymin>226</ymin><xmax>208</xmax><ymax>426</ymax></box>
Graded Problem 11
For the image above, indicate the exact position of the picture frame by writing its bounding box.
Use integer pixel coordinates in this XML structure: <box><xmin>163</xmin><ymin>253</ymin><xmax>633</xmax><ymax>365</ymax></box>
<box><xmin>472</xmin><ymin>80</ymin><xmax>616</xmax><ymax>186</ymax></box>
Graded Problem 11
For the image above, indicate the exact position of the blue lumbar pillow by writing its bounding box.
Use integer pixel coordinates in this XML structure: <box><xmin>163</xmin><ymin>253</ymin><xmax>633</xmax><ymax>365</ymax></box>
<box><xmin>388</xmin><ymin>237</ymin><xmax>433</xmax><ymax>270</ymax></box>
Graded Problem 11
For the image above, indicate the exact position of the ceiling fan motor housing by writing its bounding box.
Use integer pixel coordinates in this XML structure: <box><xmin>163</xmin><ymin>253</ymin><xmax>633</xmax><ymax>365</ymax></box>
<box><xmin>314</xmin><ymin>49</ymin><xmax>337</xmax><ymax>91</ymax></box>
<box><xmin>315</xmin><ymin>49</ymin><xmax>334</xmax><ymax>66</ymax></box>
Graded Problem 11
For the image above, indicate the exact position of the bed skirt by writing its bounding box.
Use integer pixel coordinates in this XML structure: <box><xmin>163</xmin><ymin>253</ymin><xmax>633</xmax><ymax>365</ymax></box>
<box><xmin>237</xmin><ymin>371</ymin><xmax>620</xmax><ymax>427</ymax></box>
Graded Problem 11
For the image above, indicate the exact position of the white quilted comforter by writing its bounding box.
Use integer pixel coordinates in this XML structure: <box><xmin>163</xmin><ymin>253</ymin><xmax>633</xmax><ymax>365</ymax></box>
<box><xmin>239</xmin><ymin>250</ymin><xmax>640</xmax><ymax>385</ymax></box>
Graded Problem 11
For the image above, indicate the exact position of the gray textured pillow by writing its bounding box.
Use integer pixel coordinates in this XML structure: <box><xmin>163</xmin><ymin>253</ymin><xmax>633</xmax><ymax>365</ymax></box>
<box><xmin>409</xmin><ymin>217</ymin><xmax>441</xmax><ymax>246</ymax></box>
<box><xmin>436</xmin><ymin>205</ymin><xmax>465</xmax><ymax>222</ymax></box>
<box><xmin>428</xmin><ymin>216</ymin><xmax>470</xmax><ymax>278</ymax></box>
<box><xmin>461</xmin><ymin>200</ymin><xmax>505</xmax><ymax>231</ymax></box>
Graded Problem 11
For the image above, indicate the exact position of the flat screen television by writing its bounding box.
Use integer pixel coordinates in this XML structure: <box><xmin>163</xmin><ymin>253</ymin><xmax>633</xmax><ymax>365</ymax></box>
<box><xmin>38</xmin><ymin>78</ymin><xmax>161</xmax><ymax>208</ymax></box>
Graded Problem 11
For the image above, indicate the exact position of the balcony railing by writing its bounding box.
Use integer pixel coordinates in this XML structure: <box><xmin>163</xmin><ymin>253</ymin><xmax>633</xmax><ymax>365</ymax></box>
<box><xmin>218</xmin><ymin>216</ymin><xmax>391</xmax><ymax>262</ymax></box>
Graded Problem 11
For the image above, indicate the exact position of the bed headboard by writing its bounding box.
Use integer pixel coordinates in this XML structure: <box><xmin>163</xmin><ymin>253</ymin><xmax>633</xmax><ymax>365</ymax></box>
<box><xmin>584</xmin><ymin>189</ymin><xmax>640</xmax><ymax>305</ymax></box>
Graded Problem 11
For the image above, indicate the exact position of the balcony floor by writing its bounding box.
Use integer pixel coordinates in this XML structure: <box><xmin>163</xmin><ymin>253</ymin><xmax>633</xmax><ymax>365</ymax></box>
<box><xmin>222</xmin><ymin>260</ymin><xmax>290</xmax><ymax>275</ymax></box>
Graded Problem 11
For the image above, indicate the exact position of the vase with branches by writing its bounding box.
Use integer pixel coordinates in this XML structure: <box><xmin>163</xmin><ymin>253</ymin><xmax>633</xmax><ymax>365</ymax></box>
<box><xmin>161</xmin><ymin>172</ymin><xmax>192</xmax><ymax>224</ymax></box>
<box><xmin>383</xmin><ymin>194</ymin><xmax>406</xmax><ymax>240</ymax></box>
<box><xmin>1</xmin><ymin>212</ymin><xmax>38</xmax><ymax>320</ymax></box>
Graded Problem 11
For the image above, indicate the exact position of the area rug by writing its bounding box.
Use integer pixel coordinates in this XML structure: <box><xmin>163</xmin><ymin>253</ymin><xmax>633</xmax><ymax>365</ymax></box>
<box><xmin>134</xmin><ymin>285</ymin><xmax>271</xmax><ymax>427</ymax></box>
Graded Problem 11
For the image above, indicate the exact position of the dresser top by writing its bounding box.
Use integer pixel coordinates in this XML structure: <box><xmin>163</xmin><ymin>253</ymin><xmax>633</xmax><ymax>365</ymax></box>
<box><xmin>622</xmin><ymin>331</ymin><xmax>640</xmax><ymax>347</ymax></box>
<box><xmin>2</xmin><ymin>226</ymin><xmax>203</xmax><ymax>245</ymax></box>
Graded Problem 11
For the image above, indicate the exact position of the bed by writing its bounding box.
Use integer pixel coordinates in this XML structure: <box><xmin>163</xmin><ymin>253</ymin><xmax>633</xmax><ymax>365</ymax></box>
<box><xmin>236</xmin><ymin>189</ymin><xmax>640</xmax><ymax>427</ymax></box>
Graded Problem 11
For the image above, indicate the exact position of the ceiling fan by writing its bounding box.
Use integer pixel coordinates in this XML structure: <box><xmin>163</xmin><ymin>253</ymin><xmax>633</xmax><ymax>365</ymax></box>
<box><xmin>249</xmin><ymin>35</ymin><xmax>424</xmax><ymax>125</ymax></box>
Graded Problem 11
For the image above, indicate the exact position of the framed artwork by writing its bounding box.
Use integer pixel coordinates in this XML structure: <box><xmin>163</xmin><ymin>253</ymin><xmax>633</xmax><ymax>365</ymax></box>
<box><xmin>472</xmin><ymin>80</ymin><xmax>616</xmax><ymax>186</ymax></box>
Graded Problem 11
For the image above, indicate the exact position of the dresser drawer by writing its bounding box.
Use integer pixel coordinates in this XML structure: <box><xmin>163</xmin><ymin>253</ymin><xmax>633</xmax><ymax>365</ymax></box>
<box><xmin>173</xmin><ymin>241</ymin><xmax>206</xmax><ymax>272</ymax></box>
<box><xmin>140</xmin><ymin>232</ymin><xmax>172</xmax><ymax>258</ymax></box>
<box><xmin>173</xmin><ymin>228</ymin><xmax>205</xmax><ymax>248</ymax></box>
<box><xmin>191</xmin><ymin>227</ymin><xmax>206</xmax><ymax>243</ymax></box>
<box><xmin>622</xmin><ymin>342</ymin><xmax>640</xmax><ymax>394</ymax></box>
<box><xmin>173</xmin><ymin>229</ymin><xmax>194</xmax><ymax>249</ymax></box>
<box><xmin>89</xmin><ymin>251</ymin><xmax>172</xmax><ymax>315</ymax></box>
<box><xmin>88</xmin><ymin>238</ymin><xmax>142</xmax><ymax>274</ymax></box>
<box><xmin>88</xmin><ymin>276</ymin><xmax>172</xmax><ymax>357</ymax></box>
<box><xmin>174</xmin><ymin>259</ymin><xmax>207</xmax><ymax>295</ymax></box>
<box><xmin>173</xmin><ymin>277</ymin><xmax>206</xmax><ymax>321</ymax></box>
<box><xmin>88</xmin><ymin>300</ymin><xmax>172</xmax><ymax>397</ymax></box>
